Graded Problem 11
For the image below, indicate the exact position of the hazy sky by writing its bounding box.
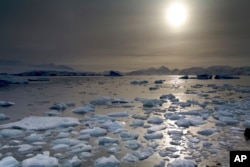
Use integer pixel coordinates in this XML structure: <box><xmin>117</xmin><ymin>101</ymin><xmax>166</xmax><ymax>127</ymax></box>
<box><xmin>0</xmin><ymin>0</ymin><xmax>250</xmax><ymax>71</ymax></box>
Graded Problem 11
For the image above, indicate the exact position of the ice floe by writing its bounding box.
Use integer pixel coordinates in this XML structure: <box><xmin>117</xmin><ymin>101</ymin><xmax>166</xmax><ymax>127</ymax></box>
<box><xmin>108</xmin><ymin>111</ymin><xmax>130</xmax><ymax>117</ymax></box>
<box><xmin>71</xmin><ymin>104</ymin><xmax>95</xmax><ymax>114</ymax></box>
<box><xmin>168</xmin><ymin>159</ymin><xmax>197</xmax><ymax>167</ymax></box>
<box><xmin>0</xmin><ymin>156</ymin><xmax>19</xmax><ymax>167</ymax></box>
<box><xmin>0</xmin><ymin>129</ymin><xmax>24</xmax><ymax>138</ymax></box>
<box><xmin>94</xmin><ymin>155</ymin><xmax>120</xmax><ymax>167</ymax></box>
<box><xmin>21</xmin><ymin>153</ymin><xmax>59</xmax><ymax>167</ymax></box>
<box><xmin>98</xmin><ymin>137</ymin><xmax>119</xmax><ymax>146</ymax></box>
<box><xmin>124</xmin><ymin>140</ymin><xmax>141</xmax><ymax>150</ymax></box>
<box><xmin>132</xmin><ymin>147</ymin><xmax>154</xmax><ymax>160</ymax></box>
<box><xmin>80</xmin><ymin>127</ymin><xmax>107</xmax><ymax>137</ymax></box>
<box><xmin>121</xmin><ymin>153</ymin><xmax>138</xmax><ymax>162</ymax></box>
<box><xmin>144</xmin><ymin>132</ymin><xmax>163</xmax><ymax>140</ymax></box>
<box><xmin>197</xmin><ymin>128</ymin><xmax>218</xmax><ymax>136</ymax></box>
<box><xmin>0</xmin><ymin>113</ymin><xmax>9</xmax><ymax>120</ymax></box>
<box><xmin>0</xmin><ymin>101</ymin><xmax>15</xmax><ymax>107</ymax></box>
<box><xmin>0</xmin><ymin>116</ymin><xmax>79</xmax><ymax>130</ymax></box>
<box><xmin>147</xmin><ymin>117</ymin><xmax>163</xmax><ymax>124</ymax></box>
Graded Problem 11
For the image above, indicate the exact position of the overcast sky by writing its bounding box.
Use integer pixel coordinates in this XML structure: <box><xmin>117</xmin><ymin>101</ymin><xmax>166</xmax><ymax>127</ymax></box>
<box><xmin>0</xmin><ymin>0</ymin><xmax>250</xmax><ymax>71</ymax></box>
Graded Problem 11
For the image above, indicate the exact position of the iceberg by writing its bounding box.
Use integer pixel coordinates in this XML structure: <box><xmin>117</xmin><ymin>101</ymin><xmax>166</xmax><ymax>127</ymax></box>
<box><xmin>0</xmin><ymin>116</ymin><xmax>80</xmax><ymax>130</ymax></box>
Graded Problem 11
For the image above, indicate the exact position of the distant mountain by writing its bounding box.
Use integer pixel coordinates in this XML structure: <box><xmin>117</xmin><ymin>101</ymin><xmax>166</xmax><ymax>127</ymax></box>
<box><xmin>128</xmin><ymin>66</ymin><xmax>171</xmax><ymax>75</ymax></box>
<box><xmin>127</xmin><ymin>66</ymin><xmax>250</xmax><ymax>75</ymax></box>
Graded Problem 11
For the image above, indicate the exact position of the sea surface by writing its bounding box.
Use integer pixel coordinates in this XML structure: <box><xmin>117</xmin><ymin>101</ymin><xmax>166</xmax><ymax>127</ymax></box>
<box><xmin>0</xmin><ymin>75</ymin><xmax>250</xmax><ymax>166</ymax></box>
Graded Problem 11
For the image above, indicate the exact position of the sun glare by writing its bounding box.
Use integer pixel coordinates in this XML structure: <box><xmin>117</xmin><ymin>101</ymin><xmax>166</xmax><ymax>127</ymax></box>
<box><xmin>166</xmin><ymin>2</ymin><xmax>188</xmax><ymax>27</ymax></box>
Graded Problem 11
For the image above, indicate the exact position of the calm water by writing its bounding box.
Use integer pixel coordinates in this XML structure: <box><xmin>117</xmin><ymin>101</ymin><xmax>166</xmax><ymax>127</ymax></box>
<box><xmin>0</xmin><ymin>75</ymin><xmax>250</xmax><ymax>166</ymax></box>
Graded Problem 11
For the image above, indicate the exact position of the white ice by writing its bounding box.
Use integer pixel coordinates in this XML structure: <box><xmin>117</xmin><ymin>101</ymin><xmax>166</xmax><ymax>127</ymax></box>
<box><xmin>0</xmin><ymin>113</ymin><xmax>9</xmax><ymax>120</ymax></box>
<box><xmin>0</xmin><ymin>129</ymin><xmax>24</xmax><ymax>138</ymax></box>
<box><xmin>80</xmin><ymin>127</ymin><xmax>107</xmax><ymax>137</ymax></box>
<box><xmin>71</xmin><ymin>104</ymin><xmax>95</xmax><ymax>114</ymax></box>
<box><xmin>0</xmin><ymin>156</ymin><xmax>19</xmax><ymax>167</ymax></box>
<box><xmin>21</xmin><ymin>154</ymin><xmax>59</xmax><ymax>167</ymax></box>
<box><xmin>0</xmin><ymin>101</ymin><xmax>15</xmax><ymax>107</ymax></box>
<box><xmin>168</xmin><ymin>159</ymin><xmax>196</xmax><ymax>167</ymax></box>
<box><xmin>0</xmin><ymin>116</ymin><xmax>80</xmax><ymax>130</ymax></box>
<box><xmin>108</xmin><ymin>111</ymin><xmax>130</xmax><ymax>117</ymax></box>
<box><xmin>132</xmin><ymin>148</ymin><xmax>154</xmax><ymax>160</ymax></box>
<box><xmin>121</xmin><ymin>153</ymin><xmax>138</xmax><ymax>162</ymax></box>
<box><xmin>94</xmin><ymin>155</ymin><xmax>120</xmax><ymax>167</ymax></box>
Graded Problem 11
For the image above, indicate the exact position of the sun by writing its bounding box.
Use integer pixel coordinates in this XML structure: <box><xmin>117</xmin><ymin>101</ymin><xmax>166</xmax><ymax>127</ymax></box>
<box><xmin>166</xmin><ymin>2</ymin><xmax>188</xmax><ymax>27</ymax></box>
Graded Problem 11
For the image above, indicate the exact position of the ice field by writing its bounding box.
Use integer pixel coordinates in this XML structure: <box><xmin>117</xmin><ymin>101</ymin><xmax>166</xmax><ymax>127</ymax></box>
<box><xmin>0</xmin><ymin>75</ymin><xmax>250</xmax><ymax>167</ymax></box>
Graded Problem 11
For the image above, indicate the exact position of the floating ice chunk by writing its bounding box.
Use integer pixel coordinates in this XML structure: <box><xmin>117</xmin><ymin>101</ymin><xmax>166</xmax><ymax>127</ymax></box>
<box><xmin>130</xmin><ymin>80</ymin><xmax>148</xmax><ymax>85</ymax></box>
<box><xmin>18</xmin><ymin>144</ymin><xmax>40</xmax><ymax>155</ymax></box>
<box><xmin>98</xmin><ymin>137</ymin><xmax>119</xmax><ymax>145</ymax></box>
<box><xmin>164</xmin><ymin>113</ymin><xmax>183</xmax><ymax>120</ymax></box>
<box><xmin>124</xmin><ymin>140</ymin><xmax>141</xmax><ymax>150</ymax></box>
<box><xmin>108</xmin><ymin>111</ymin><xmax>130</xmax><ymax>117</ymax></box>
<box><xmin>62</xmin><ymin>156</ymin><xmax>82</xmax><ymax>167</ymax></box>
<box><xmin>112</xmin><ymin>98</ymin><xmax>130</xmax><ymax>104</ymax></box>
<box><xmin>69</xmin><ymin>143</ymin><xmax>92</xmax><ymax>154</ymax></box>
<box><xmin>24</xmin><ymin>134</ymin><xmax>44</xmax><ymax>142</ymax></box>
<box><xmin>107</xmin><ymin>144</ymin><xmax>121</xmax><ymax>154</ymax></box>
<box><xmin>121</xmin><ymin>153</ymin><xmax>138</xmax><ymax>162</ymax></box>
<box><xmin>21</xmin><ymin>154</ymin><xmax>59</xmax><ymax>167</ymax></box>
<box><xmin>0</xmin><ymin>101</ymin><xmax>15</xmax><ymax>107</ymax></box>
<box><xmin>219</xmin><ymin>116</ymin><xmax>239</xmax><ymax>125</ymax></box>
<box><xmin>78</xmin><ymin>152</ymin><xmax>93</xmax><ymax>159</ymax></box>
<box><xmin>175</xmin><ymin>118</ymin><xmax>190</xmax><ymax>128</ymax></box>
<box><xmin>94</xmin><ymin>155</ymin><xmax>120</xmax><ymax>167</ymax></box>
<box><xmin>153</xmin><ymin>161</ymin><xmax>165</xmax><ymax>167</ymax></box>
<box><xmin>78</xmin><ymin>134</ymin><xmax>91</xmax><ymax>140</ymax></box>
<box><xmin>147</xmin><ymin>125</ymin><xmax>166</xmax><ymax>133</ymax></box>
<box><xmin>144</xmin><ymin>132</ymin><xmax>163</xmax><ymax>140</ymax></box>
<box><xmin>147</xmin><ymin>117</ymin><xmax>163</xmax><ymax>124</ymax></box>
<box><xmin>0</xmin><ymin>156</ymin><xmax>19</xmax><ymax>167</ymax></box>
<box><xmin>188</xmin><ymin>137</ymin><xmax>200</xmax><ymax>143</ymax></box>
<box><xmin>168</xmin><ymin>159</ymin><xmax>196</xmax><ymax>167</ymax></box>
<box><xmin>148</xmin><ymin>142</ymin><xmax>159</xmax><ymax>149</ymax></box>
<box><xmin>50</xmin><ymin>103</ymin><xmax>68</xmax><ymax>110</ymax></box>
<box><xmin>0</xmin><ymin>116</ymin><xmax>79</xmax><ymax>130</ymax></box>
<box><xmin>175</xmin><ymin>116</ymin><xmax>205</xmax><ymax>127</ymax></box>
<box><xmin>44</xmin><ymin>110</ymin><xmax>61</xmax><ymax>116</ymax></box>
<box><xmin>120</xmin><ymin>131</ymin><xmax>139</xmax><ymax>140</ymax></box>
<box><xmin>56</xmin><ymin>132</ymin><xmax>70</xmax><ymax>138</ymax></box>
<box><xmin>131</xmin><ymin>114</ymin><xmax>148</xmax><ymax>120</ymax></box>
<box><xmin>0</xmin><ymin>113</ymin><xmax>9</xmax><ymax>120</ymax></box>
<box><xmin>90</xmin><ymin>97</ymin><xmax>113</xmax><ymax>105</ymax></box>
<box><xmin>142</xmin><ymin>99</ymin><xmax>164</xmax><ymax>107</ymax></box>
<box><xmin>160</xmin><ymin>94</ymin><xmax>175</xmax><ymax>100</ymax></box>
<box><xmin>51</xmin><ymin>144</ymin><xmax>69</xmax><ymax>151</ymax></box>
<box><xmin>80</xmin><ymin>127</ymin><xmax>107</xmax><ymax>137</ymax></box>
<box><xmin>132</xmin><ymin>148</ymin><xmax>154</xmax><ymax>160</ymax></box>
<box><xmin>71</xmin><ymin>104</ymin><xmax>95</xmax><ymax>114</ymax></box>
<box><xmin>202</xmin><ymin>141</ymin><xmax>212</xmax><ymax>148</ymax></box>
<box><xmin>101</xmin><ymin>120</ymin><xmax>125</xmax><ymax>132</ymax></box>
<box><xmin>243</xmin><ymin>120</ymin><xmax>250</xmax><ymax>128</ymax></box>
<box><xmin>197</xmin><ymin>128</ymin><xmax>218</xmax><ymax>136</ymax></box>
<box><xmin>0</xmin><ymin>129</ymin><xmax>24</xmax><ymax>138</ymax></box>
<box><xmin>130</xmin><ymin>119</ymin><xmax>144</xmax><ymax>127</ymax></box>
<box><xmin>51</xmin><ymin>138</ymin><xmax>81</xmax><ymax>146</ymax></box>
